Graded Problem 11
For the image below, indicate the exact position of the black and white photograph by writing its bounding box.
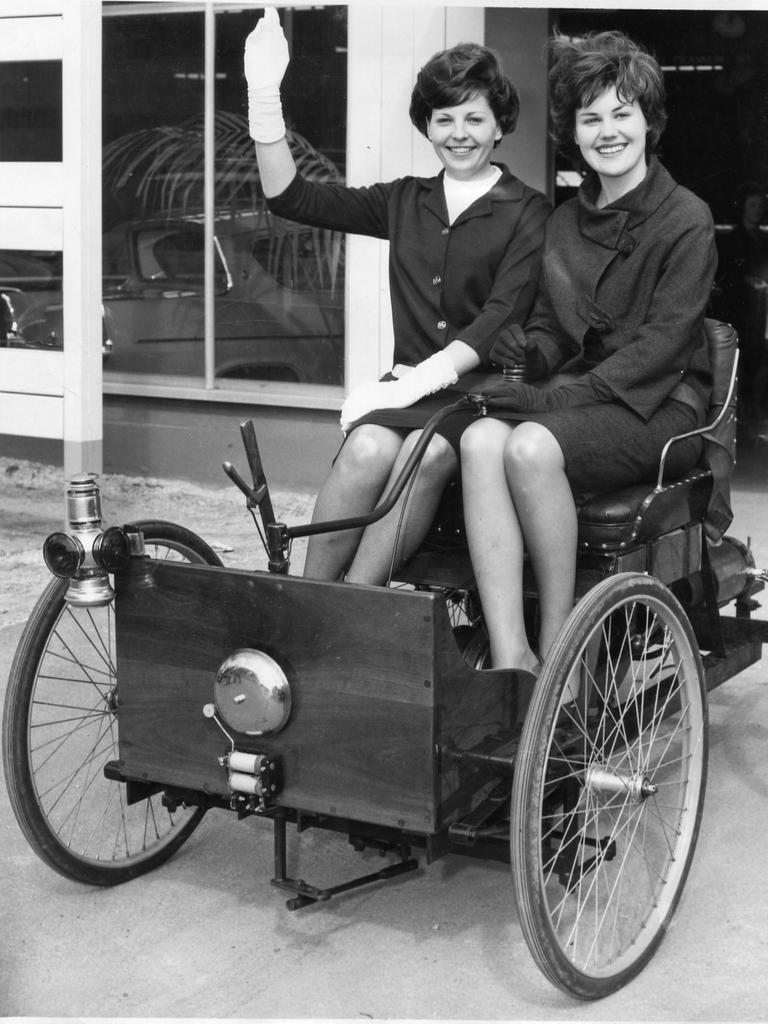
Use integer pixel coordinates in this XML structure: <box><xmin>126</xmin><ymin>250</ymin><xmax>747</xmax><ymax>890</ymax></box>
<box><xmin>1</xmin><ymin>2</ymin><xmax>766</xmax><ymax>1020</ymax></box>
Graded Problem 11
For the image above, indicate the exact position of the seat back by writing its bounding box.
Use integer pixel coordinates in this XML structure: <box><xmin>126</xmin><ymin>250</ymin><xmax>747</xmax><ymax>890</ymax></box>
<box><xmin>704</xmin><ymin>317</ymin><xmax>739</xmax><ymax>413</ymax></box>
<box><xmin>699</xmin><ymin>318</ymin><xmax>739</xmax><ymax>541</ymax></box>
<box><xmin>575</xmin><ymin>318</ymin><xmax>738</xmax><ymax>553</ymax></box>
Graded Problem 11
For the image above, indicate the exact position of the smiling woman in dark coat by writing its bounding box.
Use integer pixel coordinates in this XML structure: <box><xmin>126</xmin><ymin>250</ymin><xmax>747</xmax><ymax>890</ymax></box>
<box><xmin>460</xmin><ymin>30</ymin><xmax>717</xmax><ymax>673</ymax></box>
<box><xmin>244</xmin><ymin>8</ymin><xmax>550</xmax><ymax>585</ymax></box>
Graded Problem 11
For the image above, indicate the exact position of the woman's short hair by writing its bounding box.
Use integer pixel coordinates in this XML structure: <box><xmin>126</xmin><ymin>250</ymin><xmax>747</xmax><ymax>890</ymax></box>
<box><xmin>547</xmin><ymin>30</ymin><xmax>667</xmax><ymax>164</ymax></box>
<box><xmin>409</xmin><ymin>43</ymin><xmax>519</xmax><ymax>141</ymax></box>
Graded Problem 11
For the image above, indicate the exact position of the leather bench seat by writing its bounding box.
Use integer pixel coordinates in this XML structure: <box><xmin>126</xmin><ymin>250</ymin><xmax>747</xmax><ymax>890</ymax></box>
<box><xmin>576</xmin><ymin>470</ymin><xmax>713</xmax><ymax>551</ymax></box>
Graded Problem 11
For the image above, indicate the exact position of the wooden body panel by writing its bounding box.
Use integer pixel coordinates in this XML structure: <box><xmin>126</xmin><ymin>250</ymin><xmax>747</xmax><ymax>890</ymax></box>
<box><xmin>114</xmin><ymin>560</ymin><xmax>519</xmax><ymax>833</ymax></box>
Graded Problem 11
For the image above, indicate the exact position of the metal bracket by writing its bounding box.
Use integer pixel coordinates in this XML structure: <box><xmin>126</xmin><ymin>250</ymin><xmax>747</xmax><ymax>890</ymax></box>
<box><xmin>270</xmin><ymin>813</ymin><xmax>419</xmax><ymax>911</ymax></box>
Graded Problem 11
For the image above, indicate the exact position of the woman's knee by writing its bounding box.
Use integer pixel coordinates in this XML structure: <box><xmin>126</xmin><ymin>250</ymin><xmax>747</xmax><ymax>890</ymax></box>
<box><xmin>460</xmin><ymin>417</ymin><xmax>512</xmax><ymax>462</ymax></box>
<box><xmin>504</xmin><ymin>423</ymin><xmax>565</xmax><ymax>476</ymax></box>
<box><xmin>408</xmin><ymin>431</ymin><xmax>457</xmax><ymax>485</ymax></box>
<box><xmin>337</xmin><ymin>425</ymin><xmax>402</xmax><ymax>479</ymax></box>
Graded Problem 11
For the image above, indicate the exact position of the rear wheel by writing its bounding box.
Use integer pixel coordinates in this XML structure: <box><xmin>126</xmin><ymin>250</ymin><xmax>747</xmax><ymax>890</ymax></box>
<box><xmin>2</xmin><ymin>521</ymin><xmax>223</xmax><ymax>886</ymax></box>
<box><xmin>511</xmin><ymin>573</ymin><xmax>707</xmax><ymax>999</ymax></box>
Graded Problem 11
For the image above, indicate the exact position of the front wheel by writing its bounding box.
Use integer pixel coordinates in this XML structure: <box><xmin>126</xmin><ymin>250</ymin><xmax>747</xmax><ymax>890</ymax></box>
<box><xmin>511</xmin><ymin>573</ymin><xmax>708</xmax><ymax>999</ymax></box>
<box><xmin>2</xmin><ymin>521</ymin><xmax>223</xmax><ymax>886</ymax></box>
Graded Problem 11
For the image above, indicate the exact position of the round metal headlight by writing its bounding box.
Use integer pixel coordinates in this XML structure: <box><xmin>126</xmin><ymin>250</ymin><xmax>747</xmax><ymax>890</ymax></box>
<box><xmin>93</xmin><ymin>526</ymin><xmax>131</xmax><ymax>571</ymax></box>
<box><xmin>214</xmin><ymin>649</ymin><xmax>291</xmax><ymax>736</ymax></box>
<box><xmin>43</xmin><ymin>532</ymin><xmax>84</xmax><ymax>578</ymax></box>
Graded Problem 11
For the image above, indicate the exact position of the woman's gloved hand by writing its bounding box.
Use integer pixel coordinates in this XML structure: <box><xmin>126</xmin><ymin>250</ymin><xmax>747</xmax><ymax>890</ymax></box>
<box><xmin>340</xmin><ymin>351</ymin><xmax>458</xmax><ymax>433</ymax></box>
<box><xmin>244</xmin><ymin>7</ymin><xmax>289</xmax><ymax>143</ymax></box>
<box><xmin>489</xmin><ymin>324</ymin><xmax>547</xmax><ymax>381</ymax></box>
<box><xmin>479</xmin><ymin>375</ymin><xmax>611</xmax><ymax>413</ymax></box>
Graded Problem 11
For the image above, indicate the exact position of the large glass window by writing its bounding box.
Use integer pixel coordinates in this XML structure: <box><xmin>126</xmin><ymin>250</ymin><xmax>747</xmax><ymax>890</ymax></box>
<box><xmin>0</xmin><ymin>61</ymin><xmax>62</xmax><ymax>162</ymax></box>
<box><xmin>101</xmin><ymin>4</ymin><xmax>346</xmax><ymax>386</ymax></box>
<box><xmin>0</xmin><ymin>249</ymin><xmax>64</xmax><ymax>350</ymax></box>
<box><xmin>0</xmin><ymin>59</ymin><xmax>65</xmax><ymax>356</ymax></box>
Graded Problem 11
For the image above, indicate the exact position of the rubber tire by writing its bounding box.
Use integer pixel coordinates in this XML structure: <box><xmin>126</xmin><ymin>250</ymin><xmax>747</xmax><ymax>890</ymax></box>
<box><xmin>3</xmin><ymin>521</ymin><xmax>223</xmax><ymax>886</ymax></box>
<box><xmin>510</xmin><ymin>572</ymin><xmax>708</xmax><ymax>999</ymax></box>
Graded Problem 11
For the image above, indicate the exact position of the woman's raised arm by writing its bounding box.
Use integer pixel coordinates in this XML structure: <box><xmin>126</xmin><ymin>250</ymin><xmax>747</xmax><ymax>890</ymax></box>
<box><xmin>244</xmin><ymin>7</ymin><xmax>295</xmax><ymax>198</ymax></box>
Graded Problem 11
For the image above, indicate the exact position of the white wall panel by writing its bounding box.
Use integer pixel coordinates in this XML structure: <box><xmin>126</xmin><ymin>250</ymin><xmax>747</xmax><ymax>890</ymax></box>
<box><xmin>0</xmin><ymin>1</ymin><xmax>62</xmax><ymax>15</ymax></box>
<box><xmin>346</xmin><ymin>5</ymin><xmax>389</xmax><ymax>383</ymax></box>
<box><xmin>0</xmin><ymin>15</ymin><xmax>62</xmax><ymax>60</ymax></box>
<box><xmin>0</xmin><ymin>392</ymin><xmax>63</xmax><ymax>439</ymax></box>
<box><xmin>0</xmin><ymin>351</ymin><xmax>64</xmax><ymax>397</ymax></box>
<box><xmin>0</xmin><ymin>164</ymin><xmax>63</xmax><ymax>208</ymax></box>
<box><xmin>0</xmin><ymin>207</ymin><xmax>63</xmax><ymax>250</ymax></box>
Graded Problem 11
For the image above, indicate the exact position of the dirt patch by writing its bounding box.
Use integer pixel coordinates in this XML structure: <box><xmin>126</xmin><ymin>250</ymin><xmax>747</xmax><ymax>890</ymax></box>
<box><xmin>0</xmin><ymin>457</ymin><xmax>314</xmax><ymax>628</ymax></box>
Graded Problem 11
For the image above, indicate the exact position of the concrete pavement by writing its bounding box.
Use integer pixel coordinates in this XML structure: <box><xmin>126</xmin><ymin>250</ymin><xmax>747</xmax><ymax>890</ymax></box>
<box><xmin>1</xmin><ymin>442</ymin><xmax>767</xmax><ymax>1020</ymax></box>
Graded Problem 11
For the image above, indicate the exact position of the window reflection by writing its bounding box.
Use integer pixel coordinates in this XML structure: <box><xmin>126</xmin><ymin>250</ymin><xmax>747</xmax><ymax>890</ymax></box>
<box><xmin>0</xmin><ymin>248</ymin><xmax>115</xmax><ymax>359</ymax></box>
<box><xmin>0</xmin><ymin>62</ymin><xmax>62</xmax><ymax>162</ymax></box>
<box><xmin>100</xmin><ymin>5</ymin><xmax>346</xmax><ymax>385</ymax></box>
<box><xmin>0</xmin><ymin>250</ymin><xmax>64</xmax><ymax>351</ymax></box>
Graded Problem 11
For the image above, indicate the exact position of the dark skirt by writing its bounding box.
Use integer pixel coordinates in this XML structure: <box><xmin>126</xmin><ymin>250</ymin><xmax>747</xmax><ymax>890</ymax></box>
<box><xmin>350</xmin><ymin>389</ymin><xmax>478</xmax><ymax>450</ymax></box>
<box><xmin>516</xmin><ymin>398</ymin><xmax>704</xmax><ymax>497</ymax></box>
<box><xmin>350</xmin><ymin>391</ymin><xmax>704</xmax><ymax>499</ymax></box>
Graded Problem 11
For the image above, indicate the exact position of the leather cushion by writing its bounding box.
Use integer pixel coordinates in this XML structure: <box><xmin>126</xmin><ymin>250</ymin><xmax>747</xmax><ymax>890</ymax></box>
<box><xmin>576</xmin><ymin>471</ymin><xmax>713</xmax><ymax>549</ymax></box>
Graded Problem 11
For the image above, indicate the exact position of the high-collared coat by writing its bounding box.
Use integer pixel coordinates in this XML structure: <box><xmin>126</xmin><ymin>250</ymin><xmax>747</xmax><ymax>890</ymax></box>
<box><xmin>528</xmin><ymin>157</ymin><xmax>717</xmax><ymax>422</ymax></box>
<box><xmin>267</xmin><ymin>163</ymin><xmax>551</xmax><ymax>368</ymax></box>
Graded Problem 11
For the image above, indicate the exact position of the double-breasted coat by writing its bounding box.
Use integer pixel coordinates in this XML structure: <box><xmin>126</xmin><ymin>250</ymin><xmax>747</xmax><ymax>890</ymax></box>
<box><xmin>527</xmin><ymin>157</ymin><xmax>717</xmax><ymax>422</ymax></box>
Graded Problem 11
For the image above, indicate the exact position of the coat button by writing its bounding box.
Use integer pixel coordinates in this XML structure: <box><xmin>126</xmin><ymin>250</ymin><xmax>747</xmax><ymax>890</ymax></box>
<box><xmin>437</xmin><ymin>320</ymin><xmax>447</xmax><ymax>330</ymax></box>
<box><xmin>441</xmin><ymin>227</ymin><xmax>449</xmax><ymax>235</ymax></box>
<box><xmin>432</xmin><ymin>275</ymin><xmax>442</xmax><ymax>285</ymax></box>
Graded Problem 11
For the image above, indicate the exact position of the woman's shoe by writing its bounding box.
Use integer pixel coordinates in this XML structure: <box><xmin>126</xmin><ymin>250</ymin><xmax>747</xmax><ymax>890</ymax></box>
<box><xmin>477</xmin><ymin>660</ymin><xmax>540</xmax><ymax>681</ymax></box>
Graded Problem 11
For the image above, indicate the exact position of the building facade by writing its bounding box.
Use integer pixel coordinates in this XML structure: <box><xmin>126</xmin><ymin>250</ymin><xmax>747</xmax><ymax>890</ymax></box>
<box><xmin>1</xmin><ymin>4</ymin><xmax>763</xmax><ymax>490</ymax></box>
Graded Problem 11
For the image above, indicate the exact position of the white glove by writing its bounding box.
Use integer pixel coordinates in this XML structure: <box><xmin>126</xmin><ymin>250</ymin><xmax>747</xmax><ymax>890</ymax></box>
<box><xmin>391</xmin><ymin>363</ymin><xmax>414</xmax><ymax>378</ymax></box>
<box><xmin>244</xmin><ymin>7</ymin><xmax>289</xmax><ymax>143</ymax></box>
<box><xmin>340</xmin><ymin>351</ymin><xmax>458</xmax><ymax>433</ymax></box>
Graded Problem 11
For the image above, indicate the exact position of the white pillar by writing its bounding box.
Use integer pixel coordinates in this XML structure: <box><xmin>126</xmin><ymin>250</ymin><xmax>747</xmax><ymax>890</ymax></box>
<box><xmin>62</xmin><ymin>0</ymin><xmax>103</xmax><ymax>477</ymax></box>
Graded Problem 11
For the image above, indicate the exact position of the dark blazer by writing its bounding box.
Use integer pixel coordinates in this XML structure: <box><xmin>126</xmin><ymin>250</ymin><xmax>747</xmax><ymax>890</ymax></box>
<box><xmin>527</xmin><ymin>158</ymin><xmax>717</xmax><ymax>421</ymax></box>
<box><xmin>267</xmin><ymin>164</ymin><xmax>551</xmax><ymax>367</ymax></box>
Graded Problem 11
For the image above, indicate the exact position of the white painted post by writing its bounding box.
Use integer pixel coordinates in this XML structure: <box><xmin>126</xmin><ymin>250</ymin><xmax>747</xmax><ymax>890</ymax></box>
<box><xmin>62</xmin><ymin>0</ymin><xmax>103</xmax><ymax>477</ymax></box>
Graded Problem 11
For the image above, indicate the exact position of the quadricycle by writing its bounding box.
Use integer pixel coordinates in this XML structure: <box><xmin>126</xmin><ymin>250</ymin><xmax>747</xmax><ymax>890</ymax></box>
<box><xmin>4</xmin><ymin>318</ymin><xmax>767</xmax><ymax>999</ymax></box>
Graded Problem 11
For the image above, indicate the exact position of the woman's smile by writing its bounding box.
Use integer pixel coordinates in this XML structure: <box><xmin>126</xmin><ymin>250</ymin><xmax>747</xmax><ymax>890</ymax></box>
<box><xmin>428</xmin><ymin>93</ymin><xmax>501</xmax><ymax>181</ymax></box>
<box><xmin>575</xmin><ymin>85</ymin><xmax>649</xmax><ymax>202</ymax></box>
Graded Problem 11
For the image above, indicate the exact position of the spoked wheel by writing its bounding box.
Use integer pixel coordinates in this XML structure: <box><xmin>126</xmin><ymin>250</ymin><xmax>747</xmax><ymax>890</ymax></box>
<box><xmin>2</xmin><ymin>521</ymin><xmax>223</xmax><ymax>886</ymax></box>
<box><xmin>511</xmin><ymin>572</ymin><xmax>707</xmax><ymax>999</ymax></box>
<box><xmin>410</xmin><ymin>580</ymin><xmax>489</xmax><ymax>667</ymax></box>
<box><xmin>442</xmin><ymin>585</ymin><xmax>489</xmax><ymax>666</ymax></box>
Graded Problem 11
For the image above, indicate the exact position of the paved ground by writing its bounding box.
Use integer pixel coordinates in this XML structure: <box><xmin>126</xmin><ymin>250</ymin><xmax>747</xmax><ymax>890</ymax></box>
<box><xmin>1</xmin><ymin>438</ymin><xmax>767</xmax><ymax>1021</ymax></box>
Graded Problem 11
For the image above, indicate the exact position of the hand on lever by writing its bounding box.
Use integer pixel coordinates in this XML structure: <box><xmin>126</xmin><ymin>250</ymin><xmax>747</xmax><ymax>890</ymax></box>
<box><xmin>489</xmin><ymin>324</ymin><xmax>547</xmax><ymax>381</ymax></box>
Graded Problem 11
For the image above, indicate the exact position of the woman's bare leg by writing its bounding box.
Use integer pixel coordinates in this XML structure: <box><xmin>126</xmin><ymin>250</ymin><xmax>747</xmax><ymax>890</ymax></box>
<box><xmin>503</xmin><ymin>422</ymin><xmax>577</xmax><ymax>658</ymax></box>
<box><xmin>461</xmin><ymin>418</ymin><xmax>537</xmax><ymax>671</ymax></box>
<box><xmin>303</xmin><ymin>424</ymin><xmax>404</xmax><ymax>581</ymax></box>
<box><xmin>346</xmin><ymin>430</ymin><xmax>457</xmax><ymax>585</ymax></box>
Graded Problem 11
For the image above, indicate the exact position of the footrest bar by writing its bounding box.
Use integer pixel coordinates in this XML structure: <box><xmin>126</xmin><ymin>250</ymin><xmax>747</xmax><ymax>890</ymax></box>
<box><xmin>271</xmin><ymin>858</ymin><xmax>419</xmax><ymax>911</ymax></box>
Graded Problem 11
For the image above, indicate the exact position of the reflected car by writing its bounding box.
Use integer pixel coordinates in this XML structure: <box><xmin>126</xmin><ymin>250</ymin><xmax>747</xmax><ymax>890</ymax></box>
<box><xmin>0</xmin><ymin>216</ymin><xmax>344</xmax><ymax>385</ymax></box>
<box><xmin>0</xmin><ymin>284</ymin><xmax>115</xmax><ymax>359</ymax></box>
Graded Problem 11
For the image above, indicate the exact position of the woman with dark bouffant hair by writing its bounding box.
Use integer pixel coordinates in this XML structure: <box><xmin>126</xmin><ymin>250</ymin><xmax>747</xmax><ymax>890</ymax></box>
<box><xmin>547</xmin><ymin>29</ymin><xmax>668</xmax><ymax>165</ymax></box>
<box><xmin>244</xmin><ymin>8</ymin><xmax>550</xmax><ymax>584</ymax></box>
<box><xmin>460</xmin><ymin>30</ymin><xmax>717</xmax><ymax>674</ymax></box>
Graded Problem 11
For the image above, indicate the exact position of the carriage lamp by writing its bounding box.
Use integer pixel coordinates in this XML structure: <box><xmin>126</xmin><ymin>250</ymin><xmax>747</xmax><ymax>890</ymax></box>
<box><xmin>42</xmin><ymin>474</ymin><xmax>130</xmax><ymax>607</ymax></box>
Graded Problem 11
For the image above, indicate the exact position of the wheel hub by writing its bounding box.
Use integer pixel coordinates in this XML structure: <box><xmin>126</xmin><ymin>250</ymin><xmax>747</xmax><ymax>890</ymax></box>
<box><xmin>585</xmin><ymin>765</ymin><xmax>657</xmax><ymax>802</ymax></box>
